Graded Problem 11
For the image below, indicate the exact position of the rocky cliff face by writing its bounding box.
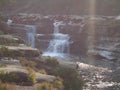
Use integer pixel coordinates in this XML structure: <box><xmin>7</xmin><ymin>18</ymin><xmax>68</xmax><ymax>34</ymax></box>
<box><xmin>9</xmin><ymin>14</ymin><xmax>120</xmax><ymax>61</ymax></box>
<box><xmin>85</xmin><ymin>19</ymin><xmax>120</xmax><ymax>61</ymax></box>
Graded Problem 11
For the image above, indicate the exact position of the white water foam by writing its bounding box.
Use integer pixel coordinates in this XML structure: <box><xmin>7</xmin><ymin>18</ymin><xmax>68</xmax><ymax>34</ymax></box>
<box><xmin>43</xmin><ymin>21</ymin><xmax>70</xmax><ymax>58</ymax></box>
<box><xmin>25</xmin><ymin>25</ymin><xmax>36</xmax><ymax>48</ymax></box>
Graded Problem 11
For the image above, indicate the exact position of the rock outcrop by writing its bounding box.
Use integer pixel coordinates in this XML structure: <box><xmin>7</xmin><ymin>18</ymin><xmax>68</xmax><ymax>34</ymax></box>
<box><xmin>9</xmin><ymin>14</ymin><xmax>120</xmax><ymax>61</ymax></box>
<box><xmin>7</xmin><ymin>46</ymin><xmax>40</xmax><ymax>57</ymax></box>
<box><xmin>86</xmin><ymin>20</ymin><xmax>120</xmax><ymax>61</ymax></box>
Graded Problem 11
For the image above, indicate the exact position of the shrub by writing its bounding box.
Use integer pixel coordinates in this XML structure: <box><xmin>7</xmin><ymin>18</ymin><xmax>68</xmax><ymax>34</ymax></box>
<box><xmin>20</xmin><ymin>59</ymin><xmax>37</xmax><ymax>68</ymax></box>
<box><xmin>37</xmin><ymin>76</ymin><xmax>63</xmax><ymax>90</ymax></box>
<box><xmin>53</xmin><ymin>67</ymin><xmax>84</xmax><ymax>90</ymax></box>
<box><xmin>10</xmin><ymin>50</ymin><xmax>25</xmax><ymax>58</ymax></box>
<box><xmin>0</xmin><ymin>71</ymin><xmax>18</xmax><ymax>83</ymax></box>
<box><xmin>53</xmin><ymin>77</ymin><xmax>64</xmax><ymax>90</ymax></box>
<box><xmin>28</xmin><ymin>69</ymin><xmax>36</xmax><ymax>84</ymax></box>
<box><xmin>0</xmin><ymin>46</ymin><xmax>9</xmax><ymax>57</ymax></box>
<box><xmin>0</xmin><ymin>46</ymin><xmax>25</xmax><ymax>58</ymax></box>
<box><xmin>0</xmin><ymin>38</ymin><xmax>16</xmax><ymax>46</ymax></box>
<box><xmin>37</xmin><ymin>77</ymin><xmax>63</xmax><ymax>90</ymax></box>
<box><xmin>44</xmin><ymin>57</ymin><xmax>59</xmax><ymax>67</ymax></box>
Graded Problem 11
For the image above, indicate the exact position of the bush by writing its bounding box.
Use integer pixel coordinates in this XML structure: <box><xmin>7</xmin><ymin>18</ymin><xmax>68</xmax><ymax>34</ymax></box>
<box><xmin>0</xmin><ymin>71</ymin><xmax>18</xmax><ymax>83</ymax></box>
<box><xmin>37</xmin><ymin>76</ymin><xmax>63</xmax><ymax>90</ymax></box>
<box><xmin>44</xmin><ymin>57</ymin><xmax>59</xmax><ymax>67</ymax></box>
<box><xmin>20</xmin><ymin>59</ymin><xmax>37</xmax><ymax>68</ymax></box>
<box><xmin>0</xmin><ymin>46</ymin><xmax>9</xmax><ymax>57</ymax></box>
<box><xmin>0</xmin><ymin>81</ymin><xmax>15</xmax><ymax>90</ymax></box>
<box><xmin>0</xmin><ymin>38</ymin><xmax>19</xmax><ymax>46</ymax></box>
<box><xmin>53</xmin><ymin>77</ymin><xmax>64</xmax><ymax>90</ymax></box>
<box><xmin>28</xmin><ymin>69</ymin><xmax>36</xmax><ymax>84</ymax></box>
<box><xmin>10</xmin><ymin>50</ymin><xmax>25</xmax><ymax>58</ymax></box>
<box><xmin>0</xmin><ymin>46</ymin><xmax>25</xmax><ymax>58</ymax></box>
<box><xmin>37</xmin><ymin>77</ymin><xmax>63</xmax><ymax>90</ymax></box>
<box><xmin>52</xmin><ymin>67</ymin><xmax>84</xmax><ymax>90</ymax></box>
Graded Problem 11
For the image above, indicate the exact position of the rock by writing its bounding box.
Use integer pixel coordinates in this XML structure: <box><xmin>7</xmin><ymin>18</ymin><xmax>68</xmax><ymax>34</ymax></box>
<box><xmin>36</xmin><ymin>18</ymin><xmax>54</xmax><ymax>34</ymax></box>
<box><xmin>7</xmin><ymin>46</ymin><xmax>40</xmax><ymax>57</ymax></box>
<box><xmin>36</xmin><ymin>73</ymin><xmax>56</xmax><ymax>82</ymax></box>
<box><xmin>9</xmin><ymin>15</ymin><xmax>120</xmax><ymax>61</ymax></box>
<box><xmin>110</xmin><ymin>67</ymin><xmax>120</xmax><ymax>82</ymax></box>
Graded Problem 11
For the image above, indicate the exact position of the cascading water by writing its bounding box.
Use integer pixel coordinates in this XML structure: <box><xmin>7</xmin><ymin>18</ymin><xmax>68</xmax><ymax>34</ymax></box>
<box><xmin>43</xmin><ymin>21</ymin><xmax>70</xmax><ymax>58</ymax></box>
<box><xmin>25</xmin><ymin>25</ymin><xmax>36</xmax><ymax>48</ymax></box>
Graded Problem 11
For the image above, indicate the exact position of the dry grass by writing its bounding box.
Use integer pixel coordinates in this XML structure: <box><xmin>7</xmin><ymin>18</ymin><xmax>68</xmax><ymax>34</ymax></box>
<box><xmin>0</xmin><ymin>81</ymin><xmax>15</xmax><ymax>90</ymax></box>
<box><xmin>37</xmin><ymin>69</ymin><xmax>47</xmax><ymax>74</ymax></box>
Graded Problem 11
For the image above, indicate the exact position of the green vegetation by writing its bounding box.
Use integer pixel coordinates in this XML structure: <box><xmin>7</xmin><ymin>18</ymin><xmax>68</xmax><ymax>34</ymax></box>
<box><xmin>0</xmin><ymin>46</ymin><xmax>25</xmax><ymax>58</ymax></box>
<box><xmin>43</xmin><ymin>55</ymin><xmax>82</xmax><ymax>90</ymax></box>
<box><xmin>0</xmin><ymin>71</ymin><xmax>18</xmax><ymax>83</ymax></box>
<box><xmin>20</xmin><ymin>58</ymin><xmax>37</xmax><ymax>68</ymax></box>
<box><xmin>20</xmin><ymin>57</ymin><xmax>59</xmax><ymax>72</ymax></box>
<box><xmin>19</xmin><ymin>58</ymin><xmax>47</xmax><ymax>80</ymax></box>
<box><xmin>51</xmin><ymin>67</ymin><xmax>84</xmax><ymax>90</ymax></box>
<box><xmin>44</xmin><ymin>57</ymin><xmax>59</xmax><ymax>67</ymax></box>
<box><xmin>0</xmin><ymin>46</ymin><xmax>11</xmax><ymax>57</ymax></box>
<box><xmin>0</xmin><ymin>70</ymin><xmax>36</xmax><ymax>86</ymax></box>
<box><xmin>0</xmin><ymin>37</ymin><xmax>23</xmax><ymax>46</ymax></box>
<box><xmin>20</xmin><ymin>57</ymin><xmax>84</xmax><ymax>89</ymax></box>
<box><xmin>0</xmin><ymin>46</ymin><xmax>84</xmax><ymax>89</ymax></box>
<box><xmin>53</xmin><ymin>77</ymin><xmax>64</xmax><ymax>90</ymax></box>
<box><xmin>37</xmin><ymin>77</ymin><xmax>63</xmax><ymax>90</ymax></box>
<box><xmin>28</xmin><ymin>69</ymin><xmax>36</xmax><ymax>84</ymax></box>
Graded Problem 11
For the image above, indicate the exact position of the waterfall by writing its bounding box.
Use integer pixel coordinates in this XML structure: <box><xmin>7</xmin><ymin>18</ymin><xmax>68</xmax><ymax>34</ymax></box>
<box><xmin>43</xmin><ymin>21</ymin><xmax>70</xmax><ymax>58</ymax></box>
<box><xmin>25</xmin><ymin>25</ymin><xmax>36</xmax><ymax>48</ymax></box>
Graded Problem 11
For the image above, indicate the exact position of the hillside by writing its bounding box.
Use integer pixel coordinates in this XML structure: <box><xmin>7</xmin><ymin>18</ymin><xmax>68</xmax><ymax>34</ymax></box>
<box><xmin>0</xmin><ymin>0</ymin><xmax>120</xmax><ymax>89</ymax></box>
<box><xmin>1</xmin><ymin>0</ymin><xmax>120</xmax><ymax>16</ymax></box>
